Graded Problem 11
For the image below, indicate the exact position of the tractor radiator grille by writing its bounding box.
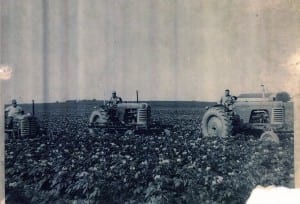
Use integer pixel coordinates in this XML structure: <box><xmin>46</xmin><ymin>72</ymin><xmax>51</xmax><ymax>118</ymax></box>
<box><xmin>20</xmin><ymin>118</ymin><xmax>38</xmax><ymax>137</ymax></box>
<box><xmin>271</xmin><ymin>108</ymin><xmax>284</xmax><ymax>124</ymax></box>
<box><xmin>137</xmin><ymin>109</ymin><xmax>148</xmax><ymax>124</ymax></box>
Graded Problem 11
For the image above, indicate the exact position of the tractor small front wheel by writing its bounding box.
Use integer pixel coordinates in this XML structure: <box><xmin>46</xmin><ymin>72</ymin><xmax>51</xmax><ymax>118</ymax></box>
<box><xmin>259</xmin><ymin>131</ymin><xmax>280</xmax><ymax>144</ymax></box>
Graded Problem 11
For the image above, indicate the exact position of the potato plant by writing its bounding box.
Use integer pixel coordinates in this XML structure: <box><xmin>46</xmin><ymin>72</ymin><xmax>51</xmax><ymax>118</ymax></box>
<box><xmin>5</xmin><ymin>103</ymin><xmax>294</xmax><ymax>204</ymax></box>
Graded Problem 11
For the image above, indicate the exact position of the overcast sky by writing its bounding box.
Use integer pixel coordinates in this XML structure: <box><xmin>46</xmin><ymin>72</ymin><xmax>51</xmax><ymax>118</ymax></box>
<box><xmin>1</xmin><ymin>0</ymin><xmax>300</xmax><ymax>103</ymax></box>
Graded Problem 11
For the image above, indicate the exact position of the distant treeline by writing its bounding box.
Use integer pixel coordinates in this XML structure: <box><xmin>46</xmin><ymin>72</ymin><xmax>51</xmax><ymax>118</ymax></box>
<box><xmin>15</xmin><ymin>100</ymin><xmax>216</xmax><ymax>113</ymax></box>
<box><xmin>140</xmin><ymin>101</ymin><xmax>216</xmax><ymax>108</ymax></box>
<box><xmin>64</xmin><ymin>100</ymin><xmax>216</xmax><ymax>108</ymax></box>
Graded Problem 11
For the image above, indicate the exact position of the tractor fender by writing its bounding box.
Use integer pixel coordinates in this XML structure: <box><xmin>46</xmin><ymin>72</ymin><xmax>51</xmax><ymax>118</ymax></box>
<box><xmin>89</xmin><ymin>108</ymin><xmax>109</xmax><ymax>125</ymax></box>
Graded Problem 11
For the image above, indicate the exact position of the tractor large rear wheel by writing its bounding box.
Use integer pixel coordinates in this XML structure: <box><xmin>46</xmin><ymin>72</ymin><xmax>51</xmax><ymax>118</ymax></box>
<box><xmin>201</xmin><ymin>107</ymin><xmax>233</xmax><ymax>138</ymax></box>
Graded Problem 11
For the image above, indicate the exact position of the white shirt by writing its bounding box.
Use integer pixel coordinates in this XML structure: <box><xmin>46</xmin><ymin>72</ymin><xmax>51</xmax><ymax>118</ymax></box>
<box><xmin>109</xmin><ymin>96</ymin><xmax>122</xmax><ymax>105</ymax></box>
<box><xmin>5</xmin><ymin>105</ymin><xmax>23</xmax><ymax>117</ymax></box>
<box><xmin>220</xmin><ymin>95</ymin><xmax>232</xmax><ymax>105</ymax></box>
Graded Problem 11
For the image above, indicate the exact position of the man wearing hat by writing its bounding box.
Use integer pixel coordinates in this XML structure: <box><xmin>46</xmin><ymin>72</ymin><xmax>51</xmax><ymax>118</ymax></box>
<box><xmin>108</xmin><ymin>91</ymin><xmax>123</xmax><ymax>106</ymax></box>
<box><xmin>106</xmin><ymin>91</ymin><xmax>124</xmax><ymax>123</ymax></box>
<box><xmin>5</xmin><ymin>99</ymin><xmax>23</xmax><ymax>128</ymax></box>
<box><xmin>220</xmin><ymin>89</ymin><xmax>232</xmax><ymax>105</ymax></box>
<box><xmin>219</xmin><ymin>89</ymin><xmax>236</xmax><ymax>111</ymax></box>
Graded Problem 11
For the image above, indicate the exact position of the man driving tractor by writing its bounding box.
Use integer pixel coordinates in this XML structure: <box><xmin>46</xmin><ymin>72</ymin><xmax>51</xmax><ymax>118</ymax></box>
<box><xmin>219</xmin><ymin>89</ymin><xmax>237</xmax><ymax>111</ymax></box>
<box><xmin>5</xmin><ymin>99</ymin><xmax>24</xmax><ymax>128</ymax></box>
<box><xmin>106</xmin><ymin>91</ymin><xmax>125</xmax><ymax>123</ymax></box>
<box><xmin>108</xmin><ymin>91</ymin><xmax>123</xmax><ymax>106</ymax></box>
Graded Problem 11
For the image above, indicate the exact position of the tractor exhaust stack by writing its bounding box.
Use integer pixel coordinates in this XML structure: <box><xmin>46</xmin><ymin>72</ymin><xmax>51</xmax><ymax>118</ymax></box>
<box><xmin>32</xmin><ymin>100</ymin><xmax>35</xmax><ymax>116</ymax></box>
<box><xmin>136</xmin><ymin>90</ymin><xmax>139</xmax><ymax>103</ymax></box>
<box><xmin>261</xmin><ymin>84</ymin><xmax>265</xmax><ymax>99</ymax></box>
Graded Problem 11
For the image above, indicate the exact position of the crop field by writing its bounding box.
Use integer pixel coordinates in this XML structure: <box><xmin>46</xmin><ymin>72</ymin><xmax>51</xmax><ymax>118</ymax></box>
<box><xmin>5</xmin><ymin>101</ymin><xmax>294</xmax><ymax>204</ymax></box>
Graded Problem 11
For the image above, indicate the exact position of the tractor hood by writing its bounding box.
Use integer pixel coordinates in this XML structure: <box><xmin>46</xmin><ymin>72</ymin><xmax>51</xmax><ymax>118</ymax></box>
<box><xmin>233</xmin><ymin>101</ymin><xmax>285</xmax><ymax>108</ymax></box>
<box><xmin>117</xmin><ymin>103</ymin><xmax>149</xmax><ymax>109</ymax></box>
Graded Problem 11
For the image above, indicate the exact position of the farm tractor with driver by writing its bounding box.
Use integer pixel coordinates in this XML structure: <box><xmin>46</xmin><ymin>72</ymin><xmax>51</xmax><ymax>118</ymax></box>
<box><xmin>201</xmin><ymin>93</ymin><xmax>288</xmax><ymax>143</ymax></box>
<box><xmin>88</xmin><ymin>91</ymin><xmax>162</xmax><ymax>134</ymax></box>
<box><xmin>5</xmin><ymin>100</ymin><xmax>40</xmax><ymax>139</ymax></box>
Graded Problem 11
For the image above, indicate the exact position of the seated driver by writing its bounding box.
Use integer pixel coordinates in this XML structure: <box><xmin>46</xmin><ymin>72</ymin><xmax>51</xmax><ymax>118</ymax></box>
<box><xmin>108</xmin><ymin>91</ymin><xmax>123</xmax><ymax>106</ymax></box>
<box><xmin>5</xmin><ymin>99</ymin><xmax>23</xmax><ymax>128</ymax></box>
<box><xmin>107</xmin><ymin>91</ymin><xmax>124</xmax><ymax>123</ymax></box>
<box><xmin>219</xmin><ymin>89</ymin><xmax>236</xmax><ymax>111</ymax></box>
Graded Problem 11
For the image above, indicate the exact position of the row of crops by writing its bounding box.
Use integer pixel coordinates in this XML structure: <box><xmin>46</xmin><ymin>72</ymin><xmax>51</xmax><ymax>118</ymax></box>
<box><xmin>5</xmin><ymin>105</ymin><xmax>294</xmax><ymax>203</ymax></box>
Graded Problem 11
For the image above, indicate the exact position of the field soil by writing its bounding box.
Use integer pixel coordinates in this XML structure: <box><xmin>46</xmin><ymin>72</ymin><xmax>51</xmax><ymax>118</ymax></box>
<box><xmin>5</xmin><ymin>101</ymin><xmax>294</xmax><ymax>204</ymax></box>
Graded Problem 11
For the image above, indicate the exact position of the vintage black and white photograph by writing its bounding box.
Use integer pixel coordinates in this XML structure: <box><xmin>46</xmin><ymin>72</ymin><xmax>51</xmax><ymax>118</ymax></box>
<box><xmin>1</xmin><ymin>0</ymin><xmax>299</xmax><ymax>203</ymax></box>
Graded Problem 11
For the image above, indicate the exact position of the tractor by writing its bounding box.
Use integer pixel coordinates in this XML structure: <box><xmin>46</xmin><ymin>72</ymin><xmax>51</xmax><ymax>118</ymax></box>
<box><xmin>201</xmin><ymin>94</ymin><xmax>287</xmax><ymax>143</ymax></box>
<box><xmin>88</xmin><ymin>91</ymin><xmax>157</xmax><ymax>134</ymax></box>
<box><xmin>5</xmin><ymin>100</ymin><xmax>40</xmax><ymax>139</ymax></box>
